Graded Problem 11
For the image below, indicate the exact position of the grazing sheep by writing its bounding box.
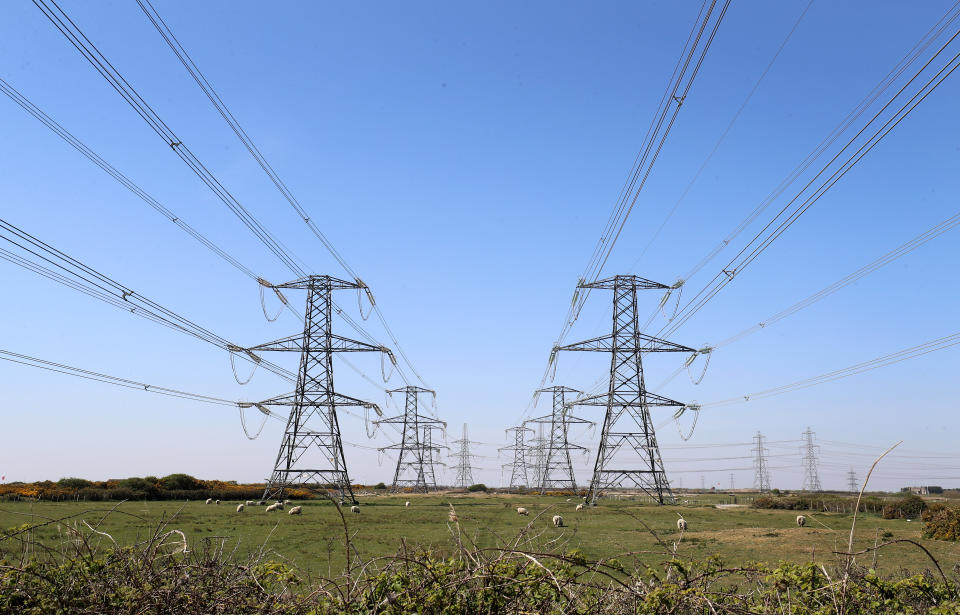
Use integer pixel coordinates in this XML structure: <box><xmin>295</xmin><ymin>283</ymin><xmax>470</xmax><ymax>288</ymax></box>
<box><xmin>265</xmin><ymin>502</ymin><xmax>282</xmax><ymax>512</ymax></box>
<box><xmin>405</xmin><ymin>501</ymin><xmax>410</xmax><ymax>508</ymax></box>
<box><xmin>552</xmin><ymin>515</ymin><xmax>564</xmax><ymax>528</ymax></box>
<box><xmin>245</xmin><ymin>500</ymin><xmax>254</xmax><ymax>506</ymax></box>
<box><xmin>205</xmin><ymin>498</ymin><xmax>212</xmax><ymax>505</ymax></box>
<box><xmin>677</xmin><ymin>518</ymin><xmax>688</xmax><ymax>531</ymax></box>
<box><xmin>288</xmin><ymin>506</ymin><xmax>302</xmax><ymax>515</ymax></box>
<box><xmin>236</xmin><ymin>504</ymin><xmax>245</xmax><ymax>513</ymax></box>
<box><xmin>796</xmin><ymin>515</ymin><xmax>806</xmax><ymax>528</ymax></box>
<box><xmin>517</xmin><ymin>507</ymin><xmax>529</xmax><ymax>516</ymax></box>
<box><xmin>215</xmin><ymin>500</ymin><xmax>220</xmax><ymax>505</ymax></box>
<box><xmin>351</xmin><ymin>505</ymin><xmax>360</xmax><ymax>514</ymax></box>
<box><xmin>575</xmin><ymin>503</ymin><xmax>585</xmax><ymax>512</ymax></box>
<box><xmin>283</xmin><ymin>500</ymin><xmax>291</xmax><ymax>505</ymax></box>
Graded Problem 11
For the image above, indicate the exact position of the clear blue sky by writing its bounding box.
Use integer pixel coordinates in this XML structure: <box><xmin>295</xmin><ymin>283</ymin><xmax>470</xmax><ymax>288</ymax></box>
<box><xmin>2</xmin><ymin>1</ymin><xmax>958</xmax><ymax>491</ymax></box>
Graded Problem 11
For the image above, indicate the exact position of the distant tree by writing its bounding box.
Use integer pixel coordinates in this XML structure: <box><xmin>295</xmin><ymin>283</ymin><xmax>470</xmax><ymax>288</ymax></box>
<box><xmin>158</xmin><ymin>474</ymin><xmax>203</xmax><ymax>491</ymax></box>
<box><xmin>373</xmin><ymin>482</ymin><xmax>387</xmax><ymax>490</ymax></box>
<box><xmin>58</xmin><ymin>477</ymin><xmax>92</xmax><ymax>489</ymax></box>
<box><xmin>467</xmin><ymin>484</ymin><xmax>488</xmax><ymax>493</ymax></box>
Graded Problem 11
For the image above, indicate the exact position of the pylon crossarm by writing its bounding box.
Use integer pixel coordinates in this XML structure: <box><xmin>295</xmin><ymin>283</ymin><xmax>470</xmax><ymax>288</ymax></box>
<box><xmin>580</xmin><ymin>275</ymin><xmax>669</xmax><ymax>291</ymax></box>
<box><xmin>269</xmin><ymin>275</ymin><xmax>362</xmax><ymax>290</ymax></box>
<box><xmin>571</xmin><ymin>390</ymin><xmax>685</xmax><ymax>408</ymax></box>
<box><xmin>556</xmin><ymin>333</ymin><xmax>695</xmax><ymax>353</ymax></box>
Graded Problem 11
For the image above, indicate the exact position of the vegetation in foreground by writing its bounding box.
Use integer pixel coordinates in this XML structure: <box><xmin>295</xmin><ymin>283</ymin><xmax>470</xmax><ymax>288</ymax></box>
<box><xmin>2</xmin><ymin>500</ymin><xmax>959</xmax><ymax>614</ymax></box>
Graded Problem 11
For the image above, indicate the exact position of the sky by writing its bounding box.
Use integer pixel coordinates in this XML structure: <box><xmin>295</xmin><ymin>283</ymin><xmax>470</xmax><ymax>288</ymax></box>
<box><xmin>1</xmin><ymin>1</ymin><xmax>958</xmax><ymax>492</ymax></box>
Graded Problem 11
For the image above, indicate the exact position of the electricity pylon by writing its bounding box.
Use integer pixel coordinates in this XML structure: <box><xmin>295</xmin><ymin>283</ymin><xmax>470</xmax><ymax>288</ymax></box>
<box><xmin>847</xmin><ymin>467</ymin><xmax>859</xmax><ymax>493</ymax></box>
<box><xmin>526</xmin><ymin>386</ymin><xmax>593</xmax><ymax>494</ymax></box>
<box><xmin>555</xmin><ymin>275</ymin><xmax>695</xmax><ymax>504</ymax></box>
<box><xmin>451</xmin><ymin>424</ymin><xmax>480</xmax><ymax>488</ymax></box>
<box><xmin>500</xmin><ymin>425</ymin><xmax>532</xmax><ymax>490</ymax></box>
<box><xmin>420</xmin><ymin>422</ymin><xmax>445</xmax><ymax>487</ymax></box>
<box><xmin>376</xmin><ymin>386</ymin><xmax>445</xmax><ymax>493</ymax></box>
<box><xmin>752</xmin><ymin>431</ymin><xmax>771</xmax><ymax>492</ymax></box>
<box><xmin>800</xmin><ymin>427</ymin><xmax>822</xmax><ymax>492</ymax></box>
<box><xmin>251</xmin><ymin>275</ymin><xmax>393</xmax><ymax>504</ymax></box>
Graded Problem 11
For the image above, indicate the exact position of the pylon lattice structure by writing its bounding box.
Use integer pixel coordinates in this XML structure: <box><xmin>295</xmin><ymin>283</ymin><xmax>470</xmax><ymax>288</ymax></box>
<box><xmin>555</xmin><ymin>275</ymin><xmax>695</xmax><ymax>504</ymax></box>
<box><xmin>526</xmin><ymin>386</ymin><xmax>593</xmax><ymax>494</ymax></box>
<box><xmin>500</xmin><ymin>425</ymin><xmax>532</xmax><ymax>490</ymax></box>
<box><xmin>800</xmin><ymin>427</ymin><xmax>823</xmax><ymax>492</ymax></box>
<box><xmin>419</xmin><ymin>422</ymin><xmax>446</xmax><ymax>487</ymax></box>
<box><xmin>252</xmin><ymin>275</ymin><xmax>392</xmax><ymax>504</ymax></box>
<box><xmin>752</xmin><ymin>431</ymin><xmax>771</xmax><ymax>492</ymax></box>
<box><xmin>847</xmin><ymin>467</ymin><xmax>859</xmax><ymax>493</ymax></box>
<box><xmin>450</xmin><ymin>424</ymin><xmax>481</xmax><ymax>488</ymax></box>
<box><xmin>527</xmin><ymin>425</ymin><xmax>548</xmax><ymax>490</ymax></box>
<box><xmin>376</xmin><ymin>386</ymin><xmax>446</xmax><ymax>493</ymax></box>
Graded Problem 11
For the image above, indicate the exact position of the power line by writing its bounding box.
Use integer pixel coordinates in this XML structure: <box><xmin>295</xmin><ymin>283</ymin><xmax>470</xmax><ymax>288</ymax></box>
<box><xmin>133</xmin><ymin>0</ymin><xmax>429</xmax><ymax>389</ymax></box>
<box><xmin>702</xmin><ymin>330</ymin><xmax>960</xmax><ymax>407</ymax></box>
<box><xmin>659</xmin><ymin>24</ymin><xmax>960</xmax><ymax>340</ymax></box>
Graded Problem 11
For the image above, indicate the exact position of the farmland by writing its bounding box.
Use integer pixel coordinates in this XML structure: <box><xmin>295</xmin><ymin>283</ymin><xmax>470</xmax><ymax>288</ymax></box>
<box><xmin>3</xmin><ymin>492</ymin><xmax>957</xmax><ymax>578</ymax></box>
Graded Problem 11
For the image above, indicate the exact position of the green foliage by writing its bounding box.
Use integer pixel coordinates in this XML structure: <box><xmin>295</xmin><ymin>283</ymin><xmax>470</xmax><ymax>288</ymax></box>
<box><xmin>466</xmin><ymin>483</ymin><xmax>488</xmax><ymax>492</ymax></box>
<box><xmin>157</xmin><ymin>473</ymin><xmax>202</xmax><ymax>491</ymax></box>
<box><xmin>752</xmin><ymin>493</ymin><xmax>885</xmax><ymax>513</ymax></box>
<box><xmin>373</xmin><ymin>482</ymin><xmax>387</xmax><ymax>490</ymax></box>
<box><xmin>882</xmin><ymin>493</ymin><xmax>926</xmax><ymax>519</ymax></box>
<box><xmin>56</xmin><ymin>477</ymin><xmax>93</xmax><ymax>489</ymax></box>
<box><xmin>922</xmin><ymin>503</ymin><xmax>960</xmax><ymax>541</ymax></box>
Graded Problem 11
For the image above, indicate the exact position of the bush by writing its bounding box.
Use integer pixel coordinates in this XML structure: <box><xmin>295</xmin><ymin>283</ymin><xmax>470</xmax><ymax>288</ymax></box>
<box><xmin>882</xmin><ymin>494</ymin><xmax>926</xmax><ymax>519</ymax></box>
<box><xmin>158</xmin><ymin>473</ymin><xmax>203</xmax><ymax>491</ymax></box>
<box><xmin>922</xmin><ymin>504</ymin><xmax>960</xmax><ymax>541</ymax></box>
<box><xmin>373</xmin><ymin>482</ymin><xmax>387</xmax><ymax>490</ymax></box>
<box><xmin>57</xmin><ymin>477</ymin><xmax>92</xmax><ymax>489</ymax></box>
<box><xmin>466</xmin><ymin>484</ymin><xmax>488</xmax><ymax>492</ymax></box>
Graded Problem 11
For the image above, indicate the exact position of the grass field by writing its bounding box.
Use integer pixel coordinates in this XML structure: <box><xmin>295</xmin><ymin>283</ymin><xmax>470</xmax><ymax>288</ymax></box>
<box><xmin>3</xmin><ymin>493</ymin><xmax>958</xmax><ymax>580</ymax></box>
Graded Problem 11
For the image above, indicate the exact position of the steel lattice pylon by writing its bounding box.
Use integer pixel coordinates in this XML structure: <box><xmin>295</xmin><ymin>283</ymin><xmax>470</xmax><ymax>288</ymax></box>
<box><xmin>376</xmin><ymin>386</ymin><xmax>445</xmax><ymax>493</ymax></box>
<box><xmin>752</xmin><ymin>431</ymin><xmax>771</xmax><ymax>492</ymax></box>
<box><xmin>526</xmin><ymin>386</ymin><xmax>592</xmax><ymax>494</ymax></box>
<box><xmin>500</xmin><ymin>425</ymin><xmax>532</xmax><ymax>490</ymax></box>
<box><xmin>252</xmin><ymin>275</ymin><xmax>391</xmax><ymax>504</ymax></box>
<box><xmin>800</xmin><ymin>427</ymin><xmax>822</xmax><ymax>492</ymax></box>
<box><xmin>451</xmin><ymin>424</ymin><xmax>479</xmax><ymax>488</ymax></box>
<box><xmin>555</xmin><ymin>275</ymin><xmax>694</xmax><ymax>504</ymax></box>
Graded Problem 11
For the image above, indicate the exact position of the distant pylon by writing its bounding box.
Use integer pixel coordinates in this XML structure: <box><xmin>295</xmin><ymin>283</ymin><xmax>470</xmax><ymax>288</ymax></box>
<box><xmin>526</xmin><ymin>386</ymin><xmax>593</xmax><ymax>494</ymax></box>
<box><xmin>451</xmin><ymin>424</ymin><xmax>480</xmax><ymax>488</ymax></box>
<box><xmin>376</xmin><ymin>386</ymin><xmax>445</xmax><ymax>493</ymax></box>
<box><xmin>752</xmin><ymin>431</ymin><xmax>771</xmax><ymax>492</ymax></box>
<box><xmin>729</xmin><ymin>473</ymin><xmax>735</xmax><ymax>490</ymax></box>
<box><xmin>252</xmin><ymin>275</ymin><xmax>392</xmax><ymax>504</ymax></box>
<box><xmin>500</xmin><ymin>425</ymin><xmax>532</xmax><ymax>490</ymax></box>
<box><xmin>800</xmin><ymin>427</ymin><xmax>822</xmax><ymax>492</ymax></box>
<box><xmin>847</xmin><ymin>467</ymin><xmax>859</xmax><ymax>493</ymax></box>
<box><xmin>527</xmin><ymin>423</ymin><xmax>548</xmax><ymax>490</ymax></box>
<box><xmin>555</xmin><ymin>275</ymin><xmax>695</xmax><ymax>504</ymax></box>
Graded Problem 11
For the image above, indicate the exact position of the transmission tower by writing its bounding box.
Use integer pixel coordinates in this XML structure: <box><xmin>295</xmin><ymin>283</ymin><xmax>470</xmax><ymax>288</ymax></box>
<box><xmin>847</xmin><ymin>467</ymin><xmax>859</xmax><ymax>493</ymax></box>
<box><xmin>556</xmin><ymin>275</ymin><xmax>695</xmax><ymax>504</ymax></box>
<box><xmin>251</xmin><ymin>275</ymin><xmax>392</xmax><ymax>504</ymax></box>
<box><xmin>376</xmin><ymin>386</ymin><xmax>445</xmax><ymax>493</ymax></box>
<box><xmin>500</xmin><ymin>425</ymin><xmax>532</xmax><ymax>490</ymax></box>
<box><xmin>729</xmin><ymin>473</ymin><xmax>735</xmax><ymax>490</ymax></box>
<box><xmin>800</xmin><ymin>427</ymin><xmax>822</xmax><ymax>492</ymax></box>
<box><xmin>752</xmin><ymin>431</ymin><xmax>771</xmax><ymax>492</ymax></box>
<box><xmin>526</xmin><ymin>386</ymin><xmax>593</xmax><ymax>494</ymax></box>
<box><xmin>451</xmin><ymin>424</ymin><xmax>480</xmax><ymax>488</ymax></box>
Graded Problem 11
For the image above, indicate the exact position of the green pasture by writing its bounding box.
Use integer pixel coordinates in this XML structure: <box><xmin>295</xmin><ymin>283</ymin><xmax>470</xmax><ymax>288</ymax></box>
<box><xmin>2</xmin><ymin>493</ymin><xmax>957</xmax><ymax>579</ymax></box>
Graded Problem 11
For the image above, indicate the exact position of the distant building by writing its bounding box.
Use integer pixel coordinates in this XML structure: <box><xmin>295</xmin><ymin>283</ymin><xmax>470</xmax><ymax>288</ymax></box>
<box><xmin>901</xmin><ymin>486</ymin><xmax>942</xmax><ymax>495</ymax></box>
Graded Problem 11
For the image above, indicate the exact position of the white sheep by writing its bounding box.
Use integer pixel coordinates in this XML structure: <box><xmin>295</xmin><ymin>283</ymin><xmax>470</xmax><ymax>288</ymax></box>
<box><xmin>796</xmin><ymin>515</ymin><xmax>806</xmax><ymax>528</ymax></box>
<box><xmin>283</xmin><ymin>499</ymin><xmax>291</xmax><ymax>505</ymax></box>
<box><xmin>265</xmin><ymin>502</ymin><xmax>282</xmax><ymax>512</ymax></box>
<box><xmin>205</xmin><ymin>498</ymin><xmax>212</xmax><ymax>505</ymax></box>
<box><xmin>351</xmin><ymin>505</ymin><xmax>360</xmax><ymax>514</ymax></box>
<box><xmin>552</xmin><ymin>515</ymin><xmax>564</xmax><ymax>528</ymax></box>
<box><xmin>517</xmin><ymin>507</ymin><xmax>529</xmax><ymax>516</ymax></box>
<box><xmin>405</xmin><ymin>501</ymin><xmax>411</xmax><ymax>508</ymax></box>
<box><xmin>288</xmin><ymin>506</ymin><xmax>303</xmax><ymax>515</ymax></box>
<box><xmin>245</xmin><ymin>500</ymin><xmax>254</xmax><ymax>506</ymax></box>
<box><xmin>236</xmin><ymin>504</ymin><xmax>245</xmax><ymax>513</ymax></box>
<box><xmin>575</xmin><ymin>503</ymin><xmax>585</xmax><ymax>512</ymax></box>
<box><xmin>215</xmin><ymin>499</ymin><xmax>220</xmax><ymax>505</ymax></box>
<box><xmin>677</xmin><ymin>518</ymin><xmax>688</xmax><ymax>531</ymax></box>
